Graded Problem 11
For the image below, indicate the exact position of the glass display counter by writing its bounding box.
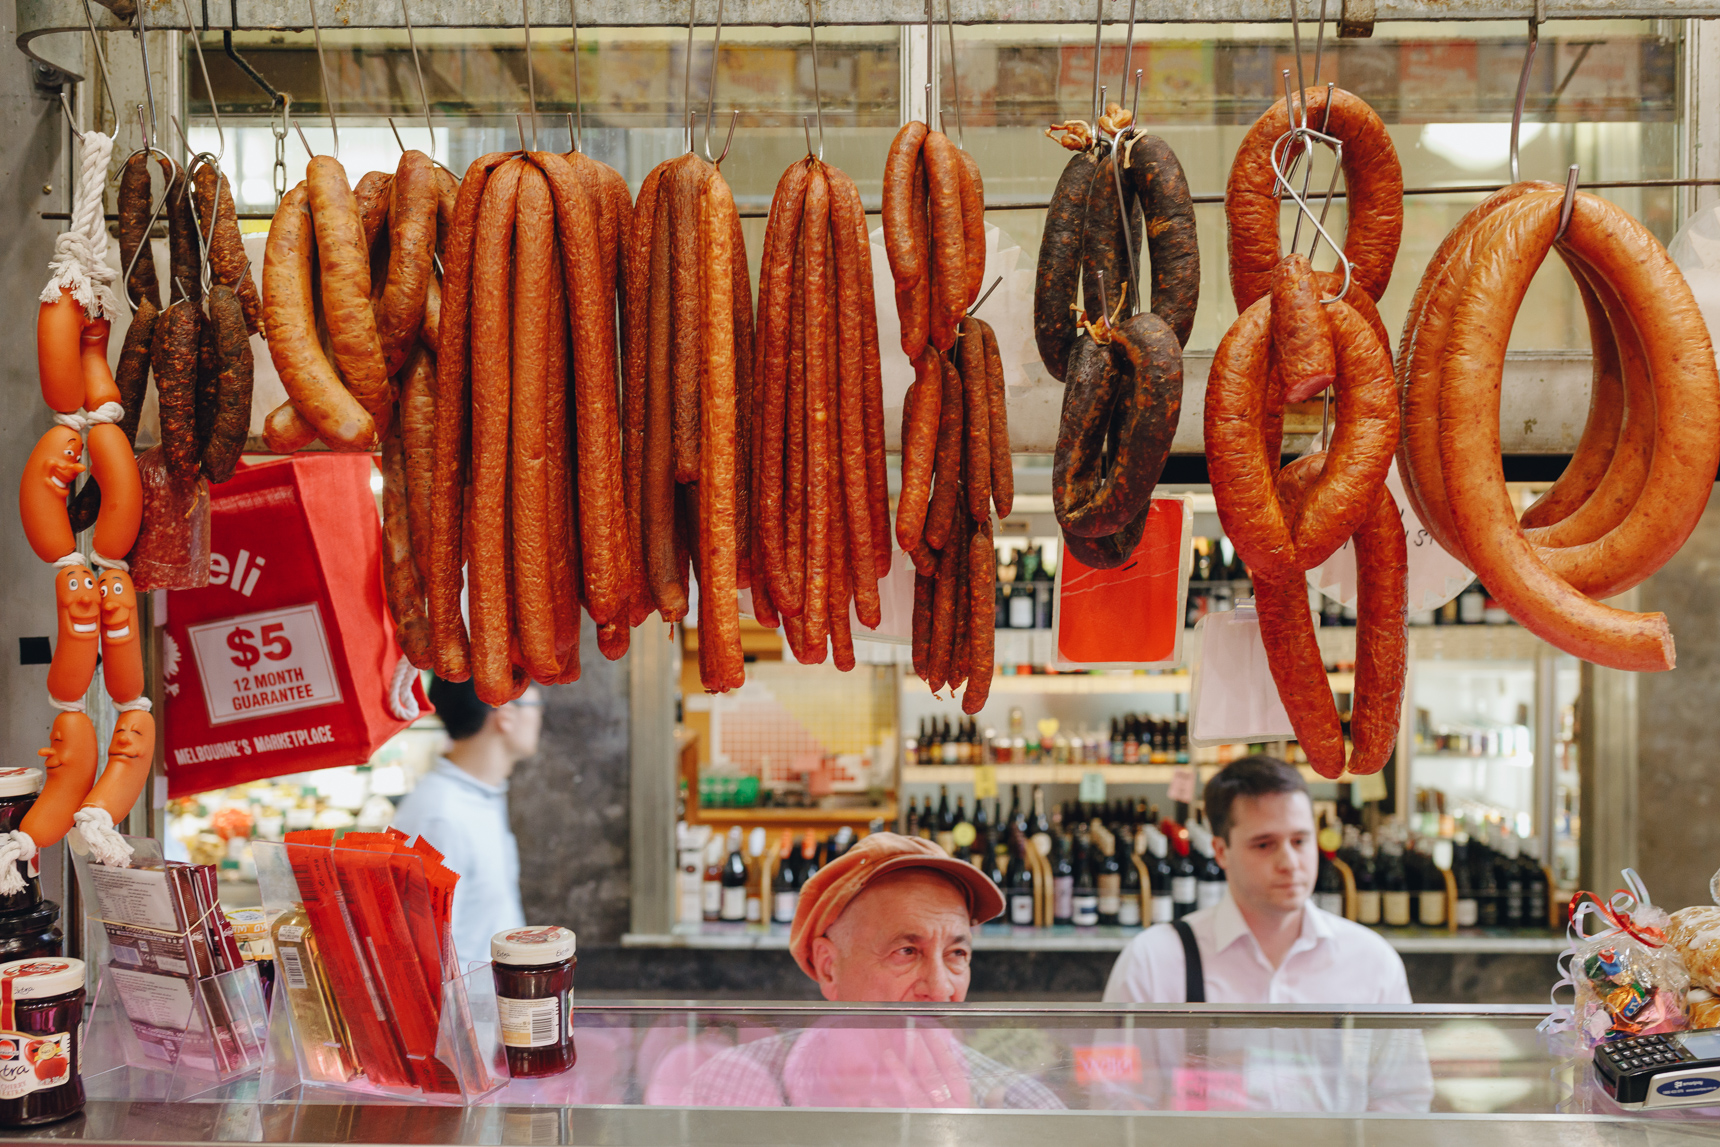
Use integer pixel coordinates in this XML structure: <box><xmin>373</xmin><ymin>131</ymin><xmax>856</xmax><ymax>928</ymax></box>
<box><xmin>15</xmin><ymin>1002</ymin><xmax>1716</xmax><ymax>1145</ymax></box>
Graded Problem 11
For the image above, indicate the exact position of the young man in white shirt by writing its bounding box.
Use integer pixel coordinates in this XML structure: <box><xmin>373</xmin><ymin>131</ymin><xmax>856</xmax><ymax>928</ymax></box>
<box><xmin>1104</xmin><ymin>754</ymin><xmax>1410</xmax><ymax>1005</ymax></box>
<box><xmin>1100</xmin><ymin>757</ymin><xmax>1429</xmax><ymax>1113</ymax></box>
<box><xmin>392</xmin><ymin>675</ymin><xmax>541</xmax><ymax>968</ymax></box>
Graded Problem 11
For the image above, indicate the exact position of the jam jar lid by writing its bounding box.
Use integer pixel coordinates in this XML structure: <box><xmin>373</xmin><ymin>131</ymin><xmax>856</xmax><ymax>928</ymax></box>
<box><xmin>0</xmin><ymin>958</ymin><xmax>84</xmax><ymax>1000</ymax></box>
<box><xmin>491</xmin><ymin>926</ymin><xmax>577</xmax><ymax>966</ymax></box>
<box><xmin>0</xmin><ymin>770</ymin><xmax>44</xmax><ymax>798</ymax></box>
<box><xmin>225</xmin><ymin>907</ymin><xmax>270</xmax><ymax>941</ymax></box>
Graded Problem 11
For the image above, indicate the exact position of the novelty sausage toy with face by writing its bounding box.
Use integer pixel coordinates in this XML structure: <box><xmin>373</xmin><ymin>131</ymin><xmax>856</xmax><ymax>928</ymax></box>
<box><xmin>80</xmin><ymin>709</ymin><xmax>155</xmax><ymax>827</ymax></box>
<box><xmin>46</xmin><ymin>566</ymin><xmax>98</xmax><ymax>704</ymax></box>
<box><xmin>97</xmin><ymin>569</ymin><xmax>144</xmax><ymax>703</ymax></box>
<box><xmin>18</xmin><ymin>712</ymin><xmax>98</xmax><ymax>849</ymax></box>
<box><xmin>19</xmin><ymin>427</ymin><xmax>84</xmax><ymax>563</ymax></box>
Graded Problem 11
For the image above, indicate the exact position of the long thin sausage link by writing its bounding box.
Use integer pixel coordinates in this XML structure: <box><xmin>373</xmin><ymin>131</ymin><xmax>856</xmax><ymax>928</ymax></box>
<box><xmin>801</xmin><ymin>166</ymin><xmax>834</xmax><ymax>660</ymax></box>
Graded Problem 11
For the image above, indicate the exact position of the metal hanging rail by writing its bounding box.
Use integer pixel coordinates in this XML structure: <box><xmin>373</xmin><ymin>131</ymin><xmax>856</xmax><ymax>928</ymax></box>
<box><xmin>21</xmin><ymin>0</ymin><xmax>1720</xmax><ymax>75</ymax></box>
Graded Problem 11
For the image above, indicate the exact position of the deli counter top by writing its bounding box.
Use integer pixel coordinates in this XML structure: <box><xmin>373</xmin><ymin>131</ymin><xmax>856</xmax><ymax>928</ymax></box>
<box><xmin>14</xmin><ymin>1003</ymin><xmax>1720</xmax><ymax>1147</ymax></box>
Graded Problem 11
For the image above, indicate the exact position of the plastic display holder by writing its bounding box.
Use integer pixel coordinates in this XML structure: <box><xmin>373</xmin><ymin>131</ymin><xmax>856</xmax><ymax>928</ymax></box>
<box><xmin>69</xmin><ymin>832</ymin><xmax>270</xmax><ymax>1102</ymax></box>
<box><xmin>251</xmin><ymin>839</ymin><xmax>507</xmax><ymax>1105</ymax></box>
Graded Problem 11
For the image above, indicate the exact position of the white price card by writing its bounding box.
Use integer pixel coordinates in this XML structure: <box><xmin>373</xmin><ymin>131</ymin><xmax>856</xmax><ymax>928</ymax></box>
<box><xmin>186</xmin><ymin>603</ymin><xmax>343</xmax><ymax>725</ymax></box>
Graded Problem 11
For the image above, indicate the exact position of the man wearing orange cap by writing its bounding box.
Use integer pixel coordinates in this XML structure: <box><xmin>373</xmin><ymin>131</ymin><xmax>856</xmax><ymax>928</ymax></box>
<box><xmin>673</xmin><ymin>833</ymin><xmax>1062</xmax><ymax>1108</ymax></box>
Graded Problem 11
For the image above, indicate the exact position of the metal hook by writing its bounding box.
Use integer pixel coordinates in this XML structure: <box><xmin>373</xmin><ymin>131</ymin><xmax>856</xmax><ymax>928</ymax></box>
<box><xmin>1109</xmin><ymin>130</ymin><xmax>1136</xmax><ymax>314</ymax></box>
<box><xmin>1116</xmin><ymin>0</ymin><xmax>1137</xmax><ymax>128</ymax></box>
<box><xmin>1555</xmin><ymin>164</ymin><xmax>1579</xmax><ymax>241</ymax></box>
<box><xmin>177</xmin><ymin>0</ymin><xmax>224</xmax><ymax>161</ymax></box>
<box><xmin>387</xmin><ymin>117</ymin><xmax>407</xmax><ymax>153</ymax></box>
<box><xmin>1510</xmin><ymin>18</ymin><xmax>1539</xmax><ymax>183</ymax></box>
<box><xmin>134</xmin><ymin>0</ymin><xmax>157</xmax><ymax>148</ymax></box>
<box><xmin>805</xmin><ymin>0</ymin><xmax>824</xmax><ymax>159</ymax></box>
<box><xmin>77</xmin><ymin>0</ymin><xmax>119</xmax><ymax>138</ymax></box>
<box><xmin>701</xmin><ymin>0</ymin><xmax>725</xmax><ymax>161</ymax></box>
<box><xmin>569</xmin><ymin>0</ymin><xmax>584</xmax><ymax>153</ymax></box>
<box><xmin>303</xmin><ymin>0</ymin><xmax>339</xmax><ymax>158</ymax></box>
<box><xmin>1289</xmin><ymin>0</ymin><xmax>1307</xmax><ymax>132</ymax></box>
<box><xmin>1269</xmin><ymin>128</ymin><xmax>1351</xmax><ymax>303</ymax></box>
<box><xmin>699</xmin><ymin>108</ymin><xmax>739</xmax><ymax>166</ymax></box>
<box><xmin>1130</xmin><ymin>68</ymin><xmax>1142</xmax><ymax>127</ymax></box>
<box><xmin>292</xmin><ymin>116</ymin><xmax>316</xmax><ymax>159</ymax></box>
<box><xmin>57</xmin><ymin>90</ymin><xmax>77</xmax><ymax>135</ymax></box>
<box><xmin>943</xmin><ymin>0</ymin><xmax>962</xmax><ymax>149</ymax></box>
<box><xmin>399</xmin><ymin>0</ymin><xmax>436</xmax><ymax>159</ymax></box>
<box><xmin>683</xmin><ymin>0</ymin><xmax>697</xmax><ymax>154</ymax></box>
<box><xmin>118</xmin><ymin>171</ymin><xmax>172</xmax><ymax>315</ymax></box>
<box><xmin>223</xmin><ymin>0</ymin><xmax>283</xmax><ymax>107</ymax></box>
<box><xmin>521</xmin><ymin>0</ymin><xmax>540</xmax><ymax>150</ymax></box>
<box><xmin>1089</xmin><ymin>0</ymin><xmax>1105</xmax><ymax>128</ymax></box>
<box><xmin>168</xmin><ymin>114</ymin><xmax>220</xmax><ymax>293</ymax></box>
<box><xmin>967</xmin><ymin>276</ymin><xmax>1003</xmax><ymax>317</ymax></box>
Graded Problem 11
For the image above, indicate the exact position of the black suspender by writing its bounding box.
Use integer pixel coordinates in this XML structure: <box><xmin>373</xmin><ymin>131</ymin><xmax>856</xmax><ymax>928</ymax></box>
<box><xmin>1171</xmin><ymin>919</ymin><xmax>1205</xmax><ymax>1003</ymax></box>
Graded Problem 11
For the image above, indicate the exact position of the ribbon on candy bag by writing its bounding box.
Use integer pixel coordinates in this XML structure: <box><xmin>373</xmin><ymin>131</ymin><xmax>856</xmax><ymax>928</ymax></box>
<box><xmin>1541</xmin><ymin>868</ymin><xmax>1690</xmax><ymax>1048</ymax></box>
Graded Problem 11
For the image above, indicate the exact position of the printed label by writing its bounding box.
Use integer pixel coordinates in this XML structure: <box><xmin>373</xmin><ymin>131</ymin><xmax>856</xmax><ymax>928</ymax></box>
<box><xmin>1172</xmin><ymin>877</ymin><xmax>1197</xmax><ymax>906</ymax></box>
<box><xmin>1152</xmin><ymin>895</ymin><xmax>1175</xmax><ymax>923</ymax></box>
<box><xmin>1073</xmin><ymin>1044</ymin><xmax>1141</xmax><ymax>1085</ymax></box>
<box><xmin>1118</xmin><ymin>896</ymin><xmax>1142</xmax><ymax>927</ymax></box>
<box><xmin>498</xmin><ymin>995</ymin><xmax>562</xmax><ymax>1049</ymax></box>
<box><xmin>0</xmin><ymin>1030</ymin><xmax>71</xmax><ymax>1099</ymax></box>
<box><xmin>773</xmin><ymin>892</ymin><xmax>799</xmax><ymax>924</ymax></box>
<box><xmin>279</xmin><ymin>945</ymin><xmax>310</xmax><ymax>991</ymax></box>
<box><xmin>187</xmin><ymin>603</ymin><xmax>342</xmax><ymax>725</ymax></box>
<box><xmin>1010</xmin><ymin>893</ymin><xmax>1035</xmax><ymax>926</ymax></box>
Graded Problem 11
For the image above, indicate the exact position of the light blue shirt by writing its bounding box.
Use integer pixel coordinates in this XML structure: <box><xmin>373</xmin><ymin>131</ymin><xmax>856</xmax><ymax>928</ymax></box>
<box><xmin>390</xmin><ymin>758</ymin><xmax>525</xmax><ymax>970</ymax></box>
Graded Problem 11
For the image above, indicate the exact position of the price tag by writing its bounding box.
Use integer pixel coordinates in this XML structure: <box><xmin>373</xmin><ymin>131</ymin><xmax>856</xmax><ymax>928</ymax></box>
<box><xmin>1167</xmin><ymin>767</ymin><xmax>1196</xmax><ymax>804</ymax></box>
<box><xmin>186</xmin><ymin>603</ymin><xmax>342</xmax><ymax>725</ymax></box>
<box><xmin>973</xmin><ymin>764</ymin><xmax>998</xmax><ymax>800</ymax></box>
<box><xmin>1079</xmin><ymin>771</ymin><xmax>1107</xmax><ymax>803</ymax></box>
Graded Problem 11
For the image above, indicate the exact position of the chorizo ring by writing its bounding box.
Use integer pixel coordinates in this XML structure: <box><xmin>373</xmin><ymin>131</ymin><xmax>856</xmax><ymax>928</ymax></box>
<box><xmin>1121</xmin><ymin>132</ymin><xmax>1200</xmax><ymax>348</ymax></box>
<box><xmin>1033</xmin><ymin>149</ymin><xmax>1099</xmax><ymax>383</ymax></box>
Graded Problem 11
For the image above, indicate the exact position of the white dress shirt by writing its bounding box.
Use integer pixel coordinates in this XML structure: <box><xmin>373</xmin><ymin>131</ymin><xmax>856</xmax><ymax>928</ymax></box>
<box><xmin>391</xmin><ymin>757</ymin><xmax>525</xmax><ymax>969</ymax></box>
<box><xmin>1103</xmin><ymin>888</ymin><xmax>1413</xmax><ymax>1005</ymax></box>
<box><xmin>1097</xmin><ymin>891</ymin><xmax>1431</xmax><ymax>1113</ymax></box>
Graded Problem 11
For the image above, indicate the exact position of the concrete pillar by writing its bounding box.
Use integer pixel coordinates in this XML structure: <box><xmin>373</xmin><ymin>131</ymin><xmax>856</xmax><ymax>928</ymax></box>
<box><xmin>1635</xmin><ymin>488</ymin><xmax>1720</xmax><ymax>910</ymax></box>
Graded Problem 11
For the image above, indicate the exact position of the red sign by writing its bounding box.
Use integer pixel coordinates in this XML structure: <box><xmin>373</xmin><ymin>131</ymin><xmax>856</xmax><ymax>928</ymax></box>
<box><xmin>1053</xmin><ymin>496</ymin><xmax>1192</xmax><ymax>668</ymax></box>
<box><xmin>163</xmin><ymin>455</ymin><xmax>424</xmax><ymax>796</ymax></box>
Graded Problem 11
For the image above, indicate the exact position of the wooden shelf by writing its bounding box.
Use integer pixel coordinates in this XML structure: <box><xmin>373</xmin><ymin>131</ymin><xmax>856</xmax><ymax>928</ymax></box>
<box><xmin>688</xmin><ymin>806</ymin><xmax>897</xmax><ymax>827</ymax></box>
<box><xmin>901</xmin><ymin>764</ymin><xmax>1350</xmax><ymax>785</ymax></box>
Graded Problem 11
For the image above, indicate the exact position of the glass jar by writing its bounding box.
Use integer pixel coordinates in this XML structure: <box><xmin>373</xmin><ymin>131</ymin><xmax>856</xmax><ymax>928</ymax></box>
<box><xmin>0</xmin><ymin>906</ymin><xmax>61</xmax><ymax>966</ymax></box>
<box><xmin>0</xmin><ymin>770</ymin><xmax>44</xmax><ymax>914</ymax></box>
<box><xmin>490</xmin><ymin>926</ymin><xmax>577</xmax><ymax>1079</ymax></box>
<box><xmin>0</xmin><ymin>957</ymin><xmax>84</xmax><ymax>1127</ymax></box>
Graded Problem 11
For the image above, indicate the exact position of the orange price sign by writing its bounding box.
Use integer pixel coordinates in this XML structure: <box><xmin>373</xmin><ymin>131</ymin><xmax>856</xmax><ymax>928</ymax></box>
<box><xmin>1052</xmin><ymin>496</ymin><xmax>1193</xmax><ymax>668</ymax></box>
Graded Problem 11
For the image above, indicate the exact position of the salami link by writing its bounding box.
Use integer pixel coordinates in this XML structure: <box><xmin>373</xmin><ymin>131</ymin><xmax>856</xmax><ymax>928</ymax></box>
<box><xmin>699</xmin><ymin>170</ymin><xmax>744</xmax><ymax>691</ymax></box>
<box><xmin>958</xmin><ymin>318</ymin><xmax>992</xmax><ymax>523</ymax></box>
<box><xmin>756</xmin><ymin>160</ymin><xmax>811</xmax><ymax>616</ymax></box>
<box><xmin>1034</xmin><ymin>150</ymin><xmax>1099</xmax><ymax>382</ymax></box>
<box><xmin>309</xmin><ymin>156</ymin><xmax>392</xmax><ymax>429</ymax></box>
<box><xmin>923</xmin><ymin>353</ymin><xmax>965</xmax><ymax>552</ymax></box>
<box><xmin>923</xmin><ymin>132</ymin><xmax>967</xmax><ymax>352</ymax></box>
<box><xmin>199</xmin><ymin>284</ymin><xmax>254</xmax><ymax>484</ymax></box>
<box><xmin>955</xmin><ymin>148</ymin><xmax>987</xmax><ymax>309</ymax></box>
<box><xmin>193</xmin><ymin>163</ymin><xmax>263</xmax><ymax>335</ymax></box>
<box><xmin>979</xmin><ymin>319</ymin><xmax>1012</xmax><ymax>519</ymax></box>
<box><xmin>670</xmin><ymin>157</ymin><xmax>712</xmax><ymax>484</ymax></box>
<box><xmin>962</xmin><ymin>517</ymin><xmax>996</xmax><ymax>715</ymax></box>
<box><xmin>643</xmin><ymin>158</ymin><xmax>689</xmax><ymax>621</ymax></box>
<box><xmin>118</xmin><ymin>152</ymin><xmax>160</xmax><ymax>311</ymax></box>
<box><xmin>894</xmin><ymin>353</ymin><xmax>943</xmax><ymax>552</ymax></box>
<box><xmin>381</xmin><ymin>419</ymin><xmax>434</xmax><ymax>670</ymax></box>
<box><xmin>152</xmin><ymin>299</ymin><xmax>203</xmax><ymax>479</ymax></box>
<box><xmin>376</xmin><ymin>150</ymin><xmax>439</xmax><ymax>375</ymax></box>
<box><xmin>399</xmin><ymin>343</ymin><xmax>437</xmax><ymax>587</ymax></box>
<box><xmin>1122</xmin><ymin>133</ymin><xmax>1201</xmax><ymax>347</ymax></box>
<box><xmin>509</xmin><ymin>162</ymin><xmax>560</xmax><ymax>684</ymax></box>
<box><xmin>1271</xmin><ymin>253</ymin><xmax>1335</xmax><ymax>403</ymax></box>
<box><xmin>801</xmin><ymin>167</ymin><xmax>833</xmax><ymax>660</ymax></box>
<box><xmin>828</xmin><ymin>167</ymin><xmax>881</xmax><ymax>619</ymax></box>
<box><xmin>624</xmin><ymin>165</ymin><xmax>668</xmax><ymax>626</ymax></box>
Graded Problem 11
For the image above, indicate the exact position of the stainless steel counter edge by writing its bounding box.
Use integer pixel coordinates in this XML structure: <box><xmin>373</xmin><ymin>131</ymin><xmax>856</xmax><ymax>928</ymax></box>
<box><xmin>11</xmin><ymin>1099</ymin><xmax>1720</xmax><ymax>1147</ymax></box>
<box><xmin>621</xmin><ymin>930</ymin><xmax>1572</xmax><ymax>955</ymax></box>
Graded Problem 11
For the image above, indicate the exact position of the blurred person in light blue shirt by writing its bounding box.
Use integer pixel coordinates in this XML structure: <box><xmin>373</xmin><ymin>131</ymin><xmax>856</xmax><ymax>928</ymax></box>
<box><xmin>392</xmin><ymin>676</ymin><xmax>541</xmax><ymax>968</ymax></box>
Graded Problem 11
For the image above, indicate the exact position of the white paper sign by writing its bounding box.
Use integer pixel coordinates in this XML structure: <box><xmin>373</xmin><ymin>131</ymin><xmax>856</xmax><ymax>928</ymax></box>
<box><xmin>1188</xmin><ymin>603</ymin><xmax>1296</xmax><ymax>747</ymax></box>
<box><xmin>1303</xmin><ymin>457</ymin><xmax>1474</xmax><ymax>612</ymax></box>
<box><xmin>186</xmin><ymin>602</ymin><xmax>343</xmax><ymax>725</ymax></box>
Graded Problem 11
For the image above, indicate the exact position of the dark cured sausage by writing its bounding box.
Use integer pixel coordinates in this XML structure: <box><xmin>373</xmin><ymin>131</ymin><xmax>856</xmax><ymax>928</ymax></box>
<box><xmin>193</xmin><ymin>163</ymin><xmax>263</xmax><ymax>335</ymax></box>
<box><xmin>1226</xmin><ymin>87</ymin><xmax>1402</xmax><ymax>310</ymax></box>
<box><xmin>1081</xmin><ymin>150</ymin><xmax>1136</xmax><ymax>327</ymax></box>
<box><xmin>118</xmin><ymin>152</ymin><xmax>160</xmax><ymax>311</ymax></box>
<box><xmin>199</xmin><ymin>285</ymin><xmax>253</xmax><ymax>484</ymax></box>
<box><xmin>1121</xmin><ymin>132</ymin><xmax>1200</xmax><ymax>347</ymax></box>
<box><xmin>153</xmin><ymin>299</ymin><xmax>203</xmax><ymax>480</ymax></box>
<box><xmin>429</xmin><ymin>151</ymin><xmax>512</xmax><ymax>682</ymax></box>
<box><xmin>1054</xmin><ymin>314</ymin><xmax>1180</xmax><ymax>538</ymax></box>
<box><xmin>1035</xmin><ymin>150</ymin><xmax>1099</xmax><ymax>383</ymax></box>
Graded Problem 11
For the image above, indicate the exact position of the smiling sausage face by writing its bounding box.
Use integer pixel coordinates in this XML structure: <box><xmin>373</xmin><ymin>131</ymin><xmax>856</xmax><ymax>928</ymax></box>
<box><xmin>97</xmin><ymin>569</ymin><xmax>144</xmax><ymax>703</ymax></box>
<box><xmin>18</xmin><ymin>427</ymin><xmax>85</xmax><ymax>562</ymax></box>
<box><xmin>47</xmin><ymin>565</ymin><xmax>100</xmax><ymax>704</ymax></box>
<box><xmin>106</xmin><ymin>710</ymin><xmax>155</xmax><ymax>773</ymax></box>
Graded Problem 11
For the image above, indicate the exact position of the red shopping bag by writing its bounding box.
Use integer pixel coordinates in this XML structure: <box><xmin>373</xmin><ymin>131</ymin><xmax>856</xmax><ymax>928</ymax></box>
<box><xmin>163</xmin><ymin>455</ymin><xmax>426</xmax><ymax>796</ymax></box>
<box><xmin>1052</xmin><ymin>495</ymin><xmax>1193</xmax><ymax>668</ymax></box>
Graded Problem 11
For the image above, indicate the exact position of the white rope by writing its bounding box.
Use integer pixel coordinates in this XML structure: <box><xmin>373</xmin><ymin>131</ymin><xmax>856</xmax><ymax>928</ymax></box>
<box><xmin>388</xmin><ymin>657</ymin><xmax>422</xmax><ymax>722</ymax></box>
<box><xmin>52</xmin><ymin>553</ymin><xmax>89</xmax><ymax>570</ymax></box>
<box><xmin>41</xmin><ymin>131</ymin><xmax>119</xmax><ymax>321</ymax></box>
<box><xmin>51</xmin><ymin>411</ymin><xmax>89</xmax><ymax>434</ymax></box>
<box><xmin>73</xmin><ymin>806</ymin><xmax>133</xmax><ymax>867</ymax></box>
<box><xmin>0</xmin><ymin>832</ymin><xmax>33</xmax><ymax>897</ymax></box>
<box><xmin>90</xmin><ymin>552</ymin><xmax>130</xmax><ymax>574</ymax></box>
<box><xmin>46</xmin><ymin>696</ymin><xmax>87</xmax><ymax>715</ymax></box>
<box><xmin>84</xmin><ymin>401</ymin><xmax>124</xmax><ymax>427</ymax></box>
<box><xmin>114</xmin><ymin>696</ymin><xmax>152</xmax><ymax>713</ymax></box>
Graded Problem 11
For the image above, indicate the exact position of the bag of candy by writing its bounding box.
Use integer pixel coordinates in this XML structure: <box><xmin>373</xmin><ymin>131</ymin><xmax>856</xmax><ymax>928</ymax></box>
<box><xmin>1541</xmin><ymin>869</ymin><xmax>1690</xmax><ymax>1049</ymax></box>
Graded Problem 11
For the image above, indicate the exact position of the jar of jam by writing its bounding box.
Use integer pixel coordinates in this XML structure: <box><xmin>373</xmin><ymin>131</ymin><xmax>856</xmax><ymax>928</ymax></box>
<box><xmin>490</xmin><ymin>927</ymin><xmax>576</xmax><ymax>1079</ymax></box>
<box><xmin>0</xmin><ymin>957</ymin><xmax>84</xmax><ymax>1127</ymax></box>
<box><xmin>0</xmin><ymin>770</ymin><xmax>44</xmax><ymax>914</ymax></box>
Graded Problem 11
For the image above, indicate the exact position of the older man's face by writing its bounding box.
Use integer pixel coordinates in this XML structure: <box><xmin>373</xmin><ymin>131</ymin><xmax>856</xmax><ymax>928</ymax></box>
<box><xmin>809</xmin><ymin>870</ymin><xmax>973</xmax><ymax>1003</ymax></box>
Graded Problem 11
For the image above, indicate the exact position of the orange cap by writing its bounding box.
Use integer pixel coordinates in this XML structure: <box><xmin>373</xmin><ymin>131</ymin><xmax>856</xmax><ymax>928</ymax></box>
<box><xmin>788</xmin><ymin>832</ymin><xmax>1004</xmax><ymax>977</ymax></box>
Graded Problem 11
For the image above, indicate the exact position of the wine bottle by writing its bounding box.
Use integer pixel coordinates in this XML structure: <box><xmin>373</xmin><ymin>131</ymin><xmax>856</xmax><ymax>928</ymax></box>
<box><xmin>1380</xmin><ymin>838</ymin><xmax>1411</xmax><ymax>927</ymax></box>
<box><xmin>702</xmin><ymin>837</ymin><xmax>723</xmax><ymax>923</ymax></box>
<box><xmin>772</xmin><ymin>830</ymin><xmax>800</xmax><ymax>924</ymax></box>
<box><xmin>1475</xmin><ymin>839</ymin><xmax>1500</xmax><ymax>927</ymax></box>
<box><xmin>1314</xmin><ymin>848</ymin><xmax>1346</xmax><ymax>916</ymax></box>
<box><xmin>720</xmin><ymin>827</ymin><xmax>748</xmax><ymax>922</ymax></box>
<box><xmin>1096</xmin><ymin>827</ymin><xmax>1123</xmax><ymax>925</ymax></box>
<box><xmin>1007</xmin><ymin>833</ymin><xmax>1036</xmax><ymax>926</ymax></box>
<box><xmin>1521</xmin><ymin>837</ymin><xmax>1548</xmax><ymax>929</ymax></box>
<box><xmin>1071</xmin><ymin>833</ymin><xmax>1100</xmax><ymax>927</ymax></box>
<box><xmin>1453</xmin><ymin>840</ymin><xmax>1479</xmax><ymax>927</ymax></box>
<box><xmin>1500</xmin><ymin>834</ymin><xmax>1525</xmax><ymax>928</ymax></box>
<box><xmin>936</xmin><ymin>786</ymin><xmax>956</xmax><ymax>853</ymax></box>
<box><xmin>1190</xmin><ymin>824</ymin><xmax>1227</xmax><ymax>910</ymax></box>
<box><xmin>1142</xmin><ymin>827</ymin><xmax>1175</xmax><ymax>924</ymax></box>
<box><xmin>1355</xmin><ymin>834</ymin><xmax>1381</xmax><ymax>926</ymax></box>
<box><xmin>745</xmin><ymin>827</ymin><xmax>767</xmax><ymax>924</ymax></box>
<box><xmin>1118</xmin><ymin>827</ymin><xmax>1143</xmax><ymax>927</ymax></box>
<box><xmin>1170</xmin><ymin>831</ymin><xmax>1198</xmax><ymax>920</ymax></box>
<box><xmin>1030</xmin><ymin>787</ymin><xmax>1053</xmax><ymax>857</ymax></box>
<box><xmin>1415</xmin><ymin>846</ymin><xmax>1447</xmax><ymax>928</ymax></box>
<box><xmin>1052</xmin><ymin>833</ymin><xmax>1075</xmax><ymax>925</ymax></box>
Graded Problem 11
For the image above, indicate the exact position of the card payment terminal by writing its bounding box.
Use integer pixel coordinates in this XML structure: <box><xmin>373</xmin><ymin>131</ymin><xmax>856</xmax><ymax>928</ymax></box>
<box><xmin>1595</xmin><ymin>1029</ymin><xmax>1720</xmax><ymax>1109</ymax></box>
